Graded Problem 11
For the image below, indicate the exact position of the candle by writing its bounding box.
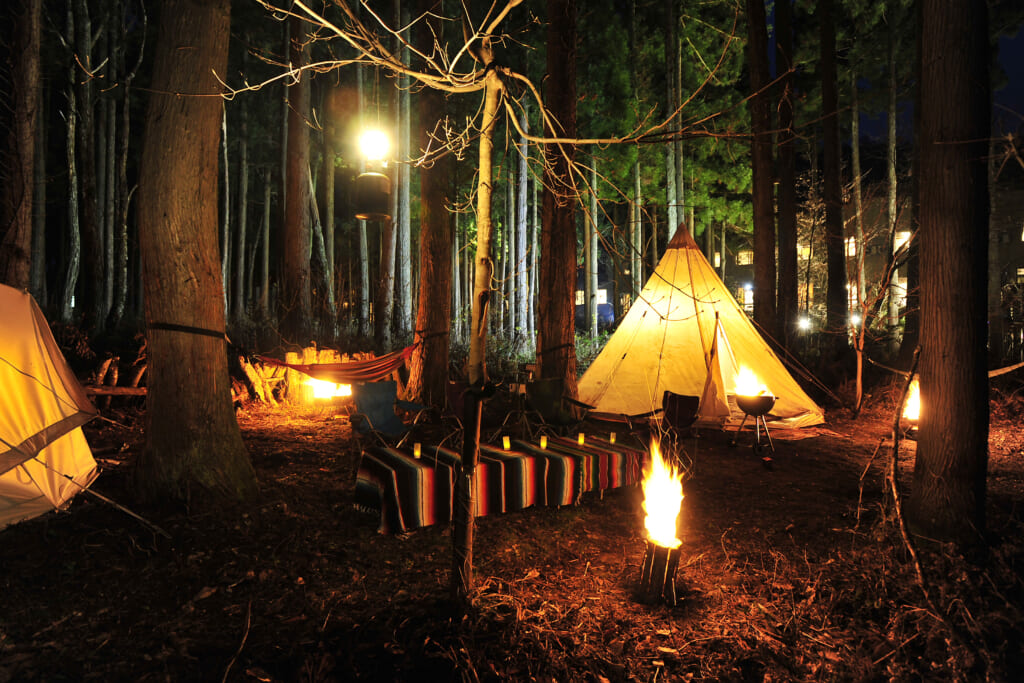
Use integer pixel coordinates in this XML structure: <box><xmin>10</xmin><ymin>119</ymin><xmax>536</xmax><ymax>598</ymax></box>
<box><xmin>413</xmin><ymin>442</ymin><xmax>422</xmax><ymax>459</ymax></box>
<box><xmin>578</xmin><ymin>432</ymin><xmax>585</xmax><ymax>445</ymax></box>
<box><xmin>540</xmin><ymin>435</ymin><xmax>548</xmax><ymax>449</ymax></box>
<box><xmin>610</xmin><ymin>432</ymin><xmax>617</xmax><ymax>444</ymax></box>
<box><xmin>502</xmin><ymin>436</ymin><xmax>511</xmax><ymax>450</ymax></box>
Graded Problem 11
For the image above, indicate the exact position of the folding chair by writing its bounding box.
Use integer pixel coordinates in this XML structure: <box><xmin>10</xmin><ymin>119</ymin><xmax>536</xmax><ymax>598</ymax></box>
<box><xmin>660</xmin><ymin>391</ymin><xmax>700</xmax><ymax>460</ymax></box>
<box><xmin>350</xmin><ymin>380</ymin><xmax>428</xmax><ymax>447</ymax></box>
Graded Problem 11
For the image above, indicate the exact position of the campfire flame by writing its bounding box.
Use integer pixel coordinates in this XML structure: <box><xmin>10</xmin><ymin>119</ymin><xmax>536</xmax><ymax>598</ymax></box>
<box><xmin>735</xmin><ymin>365</ymin><xmax>770</xmax><ymax>397</ymax></box>
<box><xmin>903</xmin><ymin>378</ymin><xmax>920</xmax><ymax>422</ymax></box>
<box><xmin>305</xmin><ymin>377</ymin><xmax>352</xmax><ymax>400</ymax></box>
<box><xmin>642</xmin><ymin>439</ymin><xmax>683</xmax><ymax>549</ymax></box>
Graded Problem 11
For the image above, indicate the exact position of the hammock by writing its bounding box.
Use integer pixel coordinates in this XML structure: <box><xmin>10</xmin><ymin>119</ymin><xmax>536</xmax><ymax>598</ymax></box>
<box><xmin>258</xmin><ymin>345</ymin><xmax>416</xmax><ymax>384</ymax></box>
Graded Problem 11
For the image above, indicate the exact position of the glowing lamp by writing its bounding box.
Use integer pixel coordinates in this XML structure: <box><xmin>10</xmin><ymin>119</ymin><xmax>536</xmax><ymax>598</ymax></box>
<box><xmin>354</xmin><ymin>129</ymin><xmax>391</xmax><ymax>221</ymax></box>
<box><xmin>359</xmin><ymin>129</ymin><xmax>390</xmax><ymax>162</ymax></box>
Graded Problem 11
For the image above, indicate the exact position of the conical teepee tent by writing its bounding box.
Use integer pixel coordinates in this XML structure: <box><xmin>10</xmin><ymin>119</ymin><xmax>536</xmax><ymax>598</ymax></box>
<box><xmin>578</xmin><ymin>227</ymin><xmax>824</xmax><ymax>428</ymax></box>
<box><xmin>0</xmin><ymin>284</ymin><xmax>99</xmax><ymax>529</ymax></box>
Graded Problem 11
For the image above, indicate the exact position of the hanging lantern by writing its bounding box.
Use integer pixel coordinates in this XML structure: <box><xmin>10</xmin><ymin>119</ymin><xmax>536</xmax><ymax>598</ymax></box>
<box><xmin>355</xmin><ymin>171</ymin><xmax>391</xmax><ymax>221</ymax></box>
<box><xmin>354</xmin><ymin>128</ymin><xmax>392</xmax><ymax>221</ymax></box>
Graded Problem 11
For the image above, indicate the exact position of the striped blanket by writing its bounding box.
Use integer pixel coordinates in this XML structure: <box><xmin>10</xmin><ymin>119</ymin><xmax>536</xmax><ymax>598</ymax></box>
<box><xmin>354</xmin><ymin>437</ymin><xmax>646</xmax><ymax>534</ymax></box>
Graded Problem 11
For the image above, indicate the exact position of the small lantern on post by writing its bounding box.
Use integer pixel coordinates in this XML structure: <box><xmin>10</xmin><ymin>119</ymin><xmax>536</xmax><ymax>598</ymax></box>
<box><xmin>354</xmin><ymin>129</ymin><xmax>391</xmax><ymax>221</ymax></box>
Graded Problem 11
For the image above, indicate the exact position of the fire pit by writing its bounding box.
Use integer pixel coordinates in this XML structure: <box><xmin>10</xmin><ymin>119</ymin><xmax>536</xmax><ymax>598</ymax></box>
<box><xmin>730</xmin><ymin>366</ymin><xmax>776</xmax><ymax>456</ymax></box>
<box><xmin>637</xmin><ymin>440</ymin><xmax>684</xmax><ymax>606</ymax></box>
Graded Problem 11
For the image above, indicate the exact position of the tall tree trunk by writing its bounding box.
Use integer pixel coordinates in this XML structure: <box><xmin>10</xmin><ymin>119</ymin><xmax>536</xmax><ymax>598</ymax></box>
<box><xmin>537</xmin><ymin>0</ymin><xmax>577</xmax><ymax>392</ymax></box>
<box><xmin>585</xmin><ymin>157</ymin><xmax>598</xmax><ymax>337</ymax></box>
<box><xmin>454</xmin><ymin>67</ymin><xmax>503</xmax><ymax>604</ymax></box>
<box><xmin>220</xmin><ymin>105</ymin><xmax>231</xmax><ymax>311</ymax></box>
<box><xmin>516</xmin><ymin>109</ymin><xmax>529</xmax><ymax>344</ymax></box>
<box><xmin>357</xmin><ymin>60</ymin><xmax>371</xmax><ymax>338</ymax></box>
<box><xmin>407</xmin><ymin>39</ymin><xmax>452</xmax><ymax>407</ymax></box>
<box><xmin>886</xmin><ymin>24</ymin><xmax>901</xmax><ymax>356</ymax></box>
<box><xmin>907</xmin><ymin>0</ymin><xmax>989</xmax><ymax>544</ymax></box>
<box><xmin>61</xmin><ymin>0</ymin><xmax>80</xmax><ymax>323</ymax></box>
<box><xmin>233</xmin><ymin>109</ymin><xmax>249</xmax><ymax>322</ymax></box>
<box><xmin>110</xmin><ymin>0</ymin><xmax>144</xmax><ymax>327</ymax></box>
<box><xmin>631</xmin><ymin>159</ymin><xmax>642</xmax><ymax>299</ymax></box>
<box><xmin>0</xmin><ymin>0</ymin><xmax>40</xmax><ymax>289</ymax></box>
<box><xmin>281</xmin><ymin>15</ymin><xmax>313</xmax><ymax>344</ymax></box>
<box><xmin>322</xmin><ymin>93</ymin><xmax>336</xmax><ymax>315</ymax></box>
<box><xmin>376</xmin><ymin>215</ymin><xmax>397</xmax><ymax>350</ymax></box>
<box><xmin>31</xmin><ymin>90</ymin><xmax>46</xmax><ymax>302</ymax></box>
<box><xmin>259</xmin><ymin>171</ymin><xmax>271</xmax><ymax>318</ymax></box>
<box><xmin>452</xmin><ymin>216</ymin><xmax>462</xmax><ymax>345</ymax></box>
<box><xmin>820</xmin><ymin>0</ymin><xmax>849</xmax><ymax>363</ymax></box>
<box><xmin>775</xmin><ymin>0</ymin><xmax>798</xmax><ymax>350</ymax></box>
<box><xmin>529</xmin><ymin>171</ymin><xmax>538</xmax><ymax>343</ymax></box>
<box><xmin>396</xmin><ymin>1</ymin><xmax>413</xmax><ymax>338</ymax></box>
<box><xmin>850</xmin><ymin>75</ymin><xmax>865</xmax><ymax>313</ymax></box>
<box><xmin>73</xmin><ymin>0</ymin><xmax>104</xmax><ymax>332</ymax></box>
<box><xmin>746</xmin><ymin>0</ymin><xmax>776</xmax><ymax>340</ymax></box>
<box><xmin>308</xmin><ymin>167</ymin><xmax>336</xmax><ymax>337</ymax></box>
<box><xmin>136</xmin><ymin>0</ymin><xmax>257</xmax><ymax>505</ymax></box>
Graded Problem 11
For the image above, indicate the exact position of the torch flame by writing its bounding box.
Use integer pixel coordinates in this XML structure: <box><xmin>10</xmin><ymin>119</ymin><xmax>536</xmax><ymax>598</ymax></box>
<box><xmin>735</xmin><ymin>365</ymin><xmax>770</xmax><ymax>397</ymax></box>
<box><xmin>642</xmin><ymin>439</ymin><xmax>684</xmax><ymax>549</ymax></box>
<box><xmin>305</xmin><ymin>377</ymin><xmax>352</xmax><ymax>400</ymax></box>
<box><xmin>903</xmin><ymin>378</ymin><xmax>920</xmax><ymax>422</ymax></box>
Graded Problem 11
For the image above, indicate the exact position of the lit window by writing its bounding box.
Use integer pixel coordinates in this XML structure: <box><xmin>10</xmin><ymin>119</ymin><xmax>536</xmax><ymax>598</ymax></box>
<box><xmin>596</xmin><ymin>289</ymin><xmax>607</xmax><ymax>305</ymax></box>
<box><xmin>575</xmin><ymin>290</ymin><xmax>584</xmax><ymax>306</ymax></box>
<box><xmin>1017</xmin><ymin>268</ymin><xmax>1024</xmax><ymax>285</ymax></box>
<box><xmin>845</xmin><ymin>236</ymin><xmax>857</xmax><ymax>257</ymax></box>
<box><xmin>736</xmin><ymin>250</ymin><xmax>753</xmax><ymax>266</ymax></box>
<box><xmin>714</xmin><ymin>252</ymin><xmax>721</xmax><ymax>267</ymax></box>
<box><xmin>798</xmin><ymin>243</ymin><xmax>811</xmax><ymax>260</ymax></box>
<box><xmin>895</xmin><ymin>231</ymin><xmax>911</xmax><ymax>253</ymax></box>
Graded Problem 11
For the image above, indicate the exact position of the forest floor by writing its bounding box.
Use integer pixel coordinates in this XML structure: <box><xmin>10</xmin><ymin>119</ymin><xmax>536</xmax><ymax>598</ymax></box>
<box><xmin>3</xmin><ymin>388</ymin><xmax>1024</xmax><ymax>682</ymax></box>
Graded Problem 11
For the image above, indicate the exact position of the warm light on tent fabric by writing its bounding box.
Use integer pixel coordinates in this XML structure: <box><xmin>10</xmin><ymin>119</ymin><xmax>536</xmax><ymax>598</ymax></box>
<box><xmin>642</xmin><ymin>440</ymin><xmax>683</xmax><ymax>549</ymax></box>
<box><xmin>0</xmin><ymin>284</ymin><xmax>98</xmax><ymax>529</ymax></box>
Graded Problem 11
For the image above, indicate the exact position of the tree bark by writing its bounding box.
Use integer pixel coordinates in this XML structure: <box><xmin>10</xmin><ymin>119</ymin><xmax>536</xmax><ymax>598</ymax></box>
<box><xmin>906</xmin><ymin>0</ymin><xmax>989</xmax><ymax>544</ymax></box>
<box><xmin>0</xmin><ymin>0</ymin><xmax>40</xmax><ymax>289</ymax></box>
<box><xmin>73</xmin><ymin>0</ymin><xmax>104</xmax><ymax>332</ymax></box>
<box><xmin>396</xmin><ymin>0</ymin><xmax>413</xmax><ymax>339</ymax></box>
<box><xmin>455</xmin><ymin>68</ymin><xmax>503</xmax><ymax>604</ymax></box>
<box><xmin>281</xmin><ymin>15</ymin><xmax>313</xmax><ymax>344</ymax></box>
<box><xmin>406</xmin><ymin>32</ymin><xmax>452</xmax><ymax>407</ymax></box>
<box><xmin>775</xmin><ymin>0</ymin><xmax>798</xmax><ymax>350</ymax></box>
<box><xmin>537</xmin><ymin>0</ymin><xmax>577</xmax><ymax>392</ymax></box>
<box><xmin>746</xmin><ymin>0</ymin><xmax>776</xmax><ymax>340</ymax></box>
<box><xmin>886</xmin><ymin>25</ymin><xmax>900</xmax><ymax>355</ymax></box>
<box><xmin>233</xmin><ymin>108</ymin><xmax>249</xmax><ymax>322</ymax></box>
<box><xmin>585</xmin><ymin>157</ymin><xmax>598</xmax><ymax>337</ymax></box>
<box><xmin>61</xmin><ymin>0</ymin><xmax>80</xmax><ymax>323</ymax></box>
<box><xmin>517</xmin><ymin>109</ymin><xmax>529</xmax><ymax>344</ymax></box>
<box><xmin>820</xmin><ymin>0</ymin><xmax>849</xmax><ymax>362</ymax></box>
<box><xmin>135</xmin><ymin>0</ymin><xmax>257</xmax><ymax>505</ymax></box>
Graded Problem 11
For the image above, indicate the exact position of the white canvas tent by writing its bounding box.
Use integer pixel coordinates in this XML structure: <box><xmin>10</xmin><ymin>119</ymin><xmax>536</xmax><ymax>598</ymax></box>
<box><xmin>578</xmin><ymin>227</ymin><xmax>824</xmax><ymax>428</ymax></box>
<box><xmin>0</xmin><ymin>284</ymin><xmax>99</xmax><ymax>529</ymax></box>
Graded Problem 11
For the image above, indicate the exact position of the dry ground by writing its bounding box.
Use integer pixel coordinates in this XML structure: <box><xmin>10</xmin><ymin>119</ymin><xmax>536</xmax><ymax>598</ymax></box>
<box><xmin>2</xmin><ymin>392</ymin><xmax>1024</xmax><ymax>682</ymax></box>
